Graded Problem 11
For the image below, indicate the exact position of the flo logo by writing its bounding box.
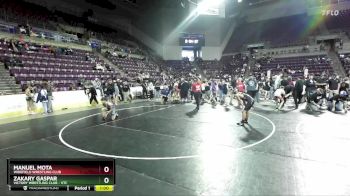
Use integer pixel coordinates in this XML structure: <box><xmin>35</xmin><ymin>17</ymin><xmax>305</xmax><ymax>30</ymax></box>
<box><xmin>322</xmin><ymin>10</ymin><xmax>339</xmax><ymax>16</ymax></box>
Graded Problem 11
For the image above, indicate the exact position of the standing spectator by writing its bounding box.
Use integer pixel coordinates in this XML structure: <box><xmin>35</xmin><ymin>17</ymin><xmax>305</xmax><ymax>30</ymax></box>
<box><xmin>92</xmin><ymin>78</ymin><xmax>104</xmax><ymax>97</ymax></box>
<box><xmin>222</xmin><ymin>80</ymin><xmax>229</xmax><ymax>106</ymax></box>
<box><xmin>25</xmin><ymin>84</ymin><xmax>35</xmax><ymax>115</ymax></box>
<box><xmin>274</xmin><ymin>74</ymin><xmax>283</xmax><ymax>90</ymax></box>
<box><xmin>293</xmin><ymin>77</ymin><xmax>305</xmax><ymax>109</ymax></box>
<box><xmin>256</xmin><ymin>79</ymin><xmax>264</xmax><ymax>103</ymax></box>
<box><xmin>328</xmin><ymin>75</ymin><xmax>340</xmax><ymax>98</ymax></box>
<box><xmin>246</xmin><ymin>76</ymin><xmax>258</xmax><ymax>100</ymax></box>
<box><xmin>337</xmin><ymin>78</ymin><xmax>349</xmax><ymax>113</ymax></box>
<box><xmin>305</xmin><ymin>74</ymin><xmax>317</xmax><ymax>106</ymax></box>
<box><xmin>141</xmin><ymin>82</ymin><xmax>148</xmax><ymax>99</ymax></box>
<box><xmin>172</xmin><ymin>82</ymin><xmax>181</xmax><ymax>103</ymax></box>
<box><xmin>117</xmin><ymin>79</ymin><xmax>124</xmax><ymax>101</ymax></box>
<box><xmin>262</xmin><ymin>78</ymin><xmax>272</xmax><ymax>100</ymax></box>
<box><xmin>155</xmin><ymin>81</ymin><xmax>161</xmax><ymax>101</ymax></box>
<box><xmin>88</xmin><ymin>86</ymin><xmax>99</xmax><ymax>105</ymax></box>
<box><xmin>231</xmin><ymin>76</ymin><xmax>237</xmax><ymax>90</ymax></box>
<box><xmin>114</xmin><ymin>80</ymin><xmax>120</xmax><ymax>102</ymax></box>
<box><xmin>122</xmin><ymin>81</ymin><xmax>131</xmax><ymax>103</ymax></box>
<box><xmin>236</xmin><ymin>77</ymin><xmax>245</xmax><ymax>93</ymax></box>
<box><xmin>47</xmin><ymin>81</ymin><xmax>54</xmax><ymax>113</ymax></box>
<box><xmin>192</xmin><ymin>78</ymin><xmax>202</xmax><ymax>110</ymax></box>
<box><xmin>161</xmin><ymin>83</ymin><xmax>170</xmax><ymax>104</ymax></box>
<box><xmin>218</xmin><ymin>80</ymin><xmax>224</xmax><ymax>102</ymax></box>
<box><xmin>104</xmin><ymin>79</ymin><xmax>115</xmax><ymax>99</ymax></box>
<box><xmin>229</xmin><ymin>78</ymin><xmax>236</xmax><ymax>105</ymax></box>
<box><xmin>179</xmin><ymin>79</ymin><xmax>190</xmax><ymax>103</ymax></box>
<box><xmin>36</xmin><ymin>84</ymin><xmax>49</xmax><ymax>115</ymax></box>
<box><xmin>210</xmin><ymin>79</ymin><xmax>218</xmax><ymax>104</ymax></box>
<box><xmin>203</xmin><ymin>81</ymin><xmax>211</xmax><ymax>103</ymax></box>
<box><xmin>269</xmin><ymin>77</ymin><xmax>275</xmax><ymax>100</ymax></box>
<box><xmin>147</xmin><ymin>81</ymin><xmax>154</xmax><ymax>100</ymax></box>
<box><xmin>316</xmin><ymin>74</ymin><xmax>328</xmax><ymax>107</ymax></box>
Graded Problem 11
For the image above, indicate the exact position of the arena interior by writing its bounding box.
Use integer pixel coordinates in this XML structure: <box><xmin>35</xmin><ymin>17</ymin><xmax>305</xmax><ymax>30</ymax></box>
<box><xmin>1</xmin><ymin>0</ymin><xmax>350</xmax><ymax>195</ymax></box>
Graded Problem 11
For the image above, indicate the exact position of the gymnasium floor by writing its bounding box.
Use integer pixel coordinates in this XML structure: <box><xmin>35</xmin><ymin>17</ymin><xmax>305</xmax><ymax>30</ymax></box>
<box><xmin>1</xmin><ymin>100</ymin><xmax>350</xmax><ymax>196</ymax></box>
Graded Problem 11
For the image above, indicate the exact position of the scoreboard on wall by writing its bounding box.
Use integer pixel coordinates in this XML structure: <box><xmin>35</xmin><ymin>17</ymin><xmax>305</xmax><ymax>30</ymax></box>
<box><xmin>179</xmin><ymin>33</ymin><xmax>205</xmax><ymax>47</ymax></box>
<box><xmin>7</xmin><ymin>158</ymin><xmax>115</xmax><ymax>192</ymax></box>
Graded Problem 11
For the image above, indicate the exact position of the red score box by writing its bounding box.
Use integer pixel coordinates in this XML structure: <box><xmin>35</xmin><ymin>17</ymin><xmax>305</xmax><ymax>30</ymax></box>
<box><xmin>11</xmin><ymin>165</ymin><xmax>114</xmax><ymax>175</ymax></box>
<box><xmin>51</xmin><ymin>165</ymin><xmax>114</xmax><ymax>175</ymax></box>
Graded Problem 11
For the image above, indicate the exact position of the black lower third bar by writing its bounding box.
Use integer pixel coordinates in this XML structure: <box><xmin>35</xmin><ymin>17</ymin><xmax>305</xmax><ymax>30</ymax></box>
<box><xmin>9</xmin><ymin>185</ymin><xmax>95</xmax><ymax>191</ymax></box>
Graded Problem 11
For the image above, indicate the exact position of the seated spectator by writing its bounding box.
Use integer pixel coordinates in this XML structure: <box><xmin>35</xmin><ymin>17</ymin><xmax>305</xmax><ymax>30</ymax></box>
<box><xmin>65</xmin><ymin>48</ymin><xmax>73</xmax><ymax>55</ymax></box>
<box><xmin>3</xmin><ymin>57</ymin><xmax>13</xmax><ymax>69</ymax></box>
<box><xmin>25</xmin><ymin>23</ymin><xmax>32</xmax><ymax>36</ymax></box>
<box><xmin>94</xmin><ymin>63</ymin><xmax>105</xmax><ymax>71</ymax></box>
<box><xmin>85</xmin><ymin>53</ymin><xmax>91</xmax><ymax>61</ymax></box>
<box><xmin>105</xmin><ymin>64</ymin><xmax>112</xmax><ymax>71</ymax></box>
<box><xmin>18</xmin><ymin>25</ymin><xmax>27</xmax><ymax>34</ymax></box>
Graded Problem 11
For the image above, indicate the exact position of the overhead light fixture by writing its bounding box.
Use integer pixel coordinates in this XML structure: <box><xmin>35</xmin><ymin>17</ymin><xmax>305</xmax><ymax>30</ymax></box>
<box><xmin>198</xmin><ymin>0</ymin><xmax>224</xmax><ymax>8</ymax></box>
<box><xmin>197</xmin><ymin>0</ymin><xmax>224</xmax><ymax>15</ymax></box>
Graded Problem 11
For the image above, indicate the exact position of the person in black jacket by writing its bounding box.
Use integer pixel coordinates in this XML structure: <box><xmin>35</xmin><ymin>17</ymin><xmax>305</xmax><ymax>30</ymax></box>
<box><xmin>179</xmin><ymin>79</ymin><xmax>190</xmax><ymax>103</ymax></box>
<box><xmin>117</xmin><ymin>80</ymin><xmax>124</xmax><ymax>101</ymax></box>
<box><xmin>293</xmin><ymin>77</ymin><xmax>305</xmax><ymax>109</ymax></box>
<box><xmin>88</xmin><ymin>86</ymin><xmax>98</xmax><ymax>104</ymax></box>
<box><xmin>222</xmin><ymin>81</ymin><xmax>228</xmax><ymax>106</ymax></box>
<box><xmin>141</xmin><ymin>82</ymin><xmax>148</xmax><ymax>99</ymax></box>
<box><xmin>104</xmin><ymin>79</ymin><xmax>115</xmax><ymax>97</ymax></box>
<box><xmin>305</xmin><ymin>74</ymin><xmax>317</xmax><ymax>104</ymax></box>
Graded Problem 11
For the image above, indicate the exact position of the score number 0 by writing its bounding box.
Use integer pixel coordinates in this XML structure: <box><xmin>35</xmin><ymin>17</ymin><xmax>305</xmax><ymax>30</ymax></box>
<box><xmin>103</xmin><ymin>166</ymin><xmax>110</xmax><ymax>184</ymax></box>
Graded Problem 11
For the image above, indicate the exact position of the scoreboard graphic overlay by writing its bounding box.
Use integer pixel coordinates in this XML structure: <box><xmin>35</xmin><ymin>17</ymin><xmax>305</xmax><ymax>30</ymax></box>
<box><xmin>7</xmin><ymin>158</ymin><xmax>115</xmax><ymax>192</ymax></box>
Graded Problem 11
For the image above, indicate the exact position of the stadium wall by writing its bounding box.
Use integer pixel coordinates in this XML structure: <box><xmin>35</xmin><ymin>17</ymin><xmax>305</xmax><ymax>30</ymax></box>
<box><xmin>201</xmin><ymin>47</ymin><xmax>222</xmax><ymax>60</ymax></box>
<box><xmin>129</xmin><ymin>26</ymin><xmax>163</xmax><ymax>56</ymax></box>
<box><xmin>162</xmin><ymin>45</ymin><xmax>182</xmax><ymax>60</ymax></box>
<box><xmin>0</xmin><ymin>87</ymin><xmax>143</xmax><ymax>118</ymax></box>
<box><xmin>161</xmin><ymin>15</ymin><xmax>232</xmax><ymax>60</ymax></box>
<box><xmin>245</xmin><ymin>0</ymin><xmax>307</xmax><ymax>22</ymax></box>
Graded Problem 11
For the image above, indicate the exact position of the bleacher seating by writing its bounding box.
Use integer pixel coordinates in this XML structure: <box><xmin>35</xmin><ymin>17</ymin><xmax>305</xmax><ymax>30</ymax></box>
<box><xmin>165</xmin><ymin>60</ymin><xmax>194</xmax><ymax>79</ymax></box>
<box><xmin>339</xmin><ymin>53</ymin><xmax>350</xmax><ymax>76</ymax></box>
<box><xmin>198</xmin><ymin>60</ymin><xmax>222</xmax><ymax>79</ymax></box>
<box><xmin>106</xmin><ymin>54</ymin><xmax>161</xmax><ymax>81</ymax></box>
<box><xmin>257</xmin><ymin>55</ymin><xmax>334</xmax><ymax>77</ymax></box>
<box><xmin>220</xmin><ymin>54</ymin><xmax>249</xmax><ymax>77</ymax></box>
<box><xmin>0</xmin><ymin>39</ymin><xmax>116</xmax><ymax>91</ymax></box>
